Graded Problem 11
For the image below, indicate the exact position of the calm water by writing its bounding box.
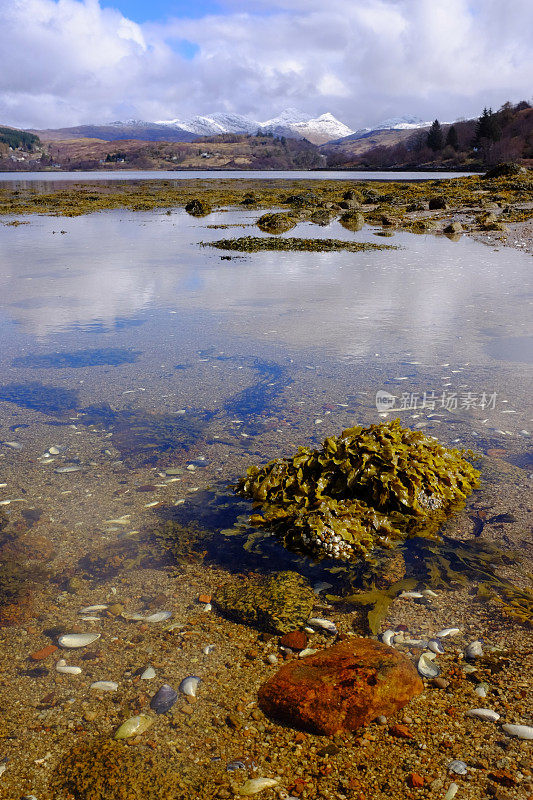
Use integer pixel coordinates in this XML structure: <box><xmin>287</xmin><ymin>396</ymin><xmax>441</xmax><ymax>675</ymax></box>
<box><xmin>0</xmin><ymin>169</ymin><xmax>480</xmax><ymax>186</ymax></box>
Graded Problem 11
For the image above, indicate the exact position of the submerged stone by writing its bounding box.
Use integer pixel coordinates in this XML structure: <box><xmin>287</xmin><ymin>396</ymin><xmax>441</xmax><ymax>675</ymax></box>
<box><xmin>213</xmin><ymin>570</ymin><xmax>315</xmax><ymax>634</ymax></box>
<box><xmin>258</xmin><ymin>637</ymin><xmax>423</xmax><ymax>735</ymax></box>
<box><xmin>256</xmin><ymin>212</ymin><xmax>297</xmax><ymax>234</ymax></box>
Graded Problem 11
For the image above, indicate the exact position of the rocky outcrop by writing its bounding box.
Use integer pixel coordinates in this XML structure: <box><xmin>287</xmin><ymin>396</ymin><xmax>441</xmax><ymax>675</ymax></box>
<box><xmin>258</xmin><ymin>637</ymin><xmax>423</xmax><ymax>735</ymax></box>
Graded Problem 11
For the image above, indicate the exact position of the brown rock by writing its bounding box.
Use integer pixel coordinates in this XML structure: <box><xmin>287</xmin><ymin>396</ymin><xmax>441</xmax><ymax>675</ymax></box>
<box><xmin>198</xmin><ymin>594</ymin><xmax>212</xmax><ymax>604</ymax></box>
<box><xmin>279</xmin><ymin>631</ymin><xmax>308</xmax><ymax>651</ymax></box>
<box><xmin>257</xmin><ymin>637</ymin><xmax>423</xmax><ymax>735</ymax></box>
<box><xmin>389</xmin><ymin>722</ymin><xmax>415</xmax><ymax>739</ymax></box>
<box><xmin>30</xmin><ymin>644</ymin><xmax>58</xmax><ymax>661</ymax></box>
<box><xmin>489</xmin><ymin>770</ymin><xmax>517</xmax><ymax>787</ymax></box>
<box><xmin>407</xmin><ymin>773</ymin><xmax>425</xmax><ymax>788</ymax></box>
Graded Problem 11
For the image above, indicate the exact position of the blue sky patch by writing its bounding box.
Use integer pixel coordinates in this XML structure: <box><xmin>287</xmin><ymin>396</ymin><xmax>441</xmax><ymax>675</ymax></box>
<box><xmin>101</xmin><ymin>0</ymin><xmax>222</xmax><ymax>23</ymax></box>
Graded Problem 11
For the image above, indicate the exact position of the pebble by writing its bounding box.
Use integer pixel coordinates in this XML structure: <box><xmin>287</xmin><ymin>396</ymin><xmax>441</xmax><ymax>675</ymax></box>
<box><xmin>238</xmin><ymin>778</ymin><xmax>279</xmax><ymax>795</ymax></box>
<box><xmin>179</xmin><ymin>676</ymin><xmax>201</xmax><ymax>697</ymax></box>
<box><xmin>465</xmin><ymin>640</ymin><xmax>484</xmax><ymax>659</ymax></box>
<box><xmin>90</xmin><ymin>681</ymin><xmax>118</xmax><ymax>691</ymax></box>
<box><xmin>307</xmin><ymin>617</ymin><xmax>337</xmax><ymax>634</ymax></box>
<box><xmin>79</xmin><ymin>605</ymin><xmax>107</xmax><ymax>613</ymax></box>
<box><xmin>449</xmin><ymin>760</ymin><xmax>468</xmax><ymax>775</ymax></box>
<box><xmin>436</xmin><ymin>628</ymin><xmax>460</xmax><ymax>638</ymax></box>
<box><xmin>140</xmin><ymin>666</ymin><xmax>156</xmax><ymax>680</ymax></box>
<box><xmin>54</xmin><ymin>466</ymin><xmax>82</xmax><ymax>473</ymax></box>
<box><xmin>4</xmin><ymin>441</ymin><xmax>23</xmax><ymax>450</ymax></box>
<box><xmin>444</xmin><ymin>784</ymin><xmax>459</xmax><ymax>800</ymax></box>
<box><xmin>114</xmin><ymin>714</ymin><xmax>153</xmax><ymax>739</ymax></box>
<box><xmin>475</xmin><ymin>683</ymin><xmax>488</xmax><ymax>698</ymax></box>
<box><xmin>30</xmin><ymin>645</ymin><xmax>58</xmax><ymax>661</ymax></box>
<box><xmin>267</xmin><ymin>654</ymin><xmax>278</xmax><ymax>665</ymax></box>
<box><xmin>145</xmin><ymin>611</ymin><xmax>172</xmax><ymax>623</ymax></box>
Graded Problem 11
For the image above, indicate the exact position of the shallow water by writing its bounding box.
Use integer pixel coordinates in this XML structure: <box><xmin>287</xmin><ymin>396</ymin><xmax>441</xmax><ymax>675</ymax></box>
<box><xmin>0</xmin><ymin>169</ymin><xmax>480</xmax><ymax>186</ymax></box>
<box><xmin>0</xmin><ymin>193</ymin><xmax>532</xmax><ymax>799</ymax></box>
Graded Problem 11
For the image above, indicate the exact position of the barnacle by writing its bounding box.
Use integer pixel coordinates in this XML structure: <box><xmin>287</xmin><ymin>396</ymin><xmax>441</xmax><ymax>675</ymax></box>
<box><xmin>236</xmin><ymin>419</ymin><xmax>480</xmax><ymax>562</ymax></box>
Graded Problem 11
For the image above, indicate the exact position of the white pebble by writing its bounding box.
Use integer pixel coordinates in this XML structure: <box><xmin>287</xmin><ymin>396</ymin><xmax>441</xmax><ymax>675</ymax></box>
<box><xmin>444</xmin><ymin>784</ymin><xmax>459</xmax><ymax>800</ymax></box>
<box><xmin>466</xmin><ymin>708</ymin><xmax>500</xmax><ymax>722</ymax></box>
<box><xmin>55</xmin><ymin>659</ymin><xmax>82</xmax><ymax>675</ymax></box>
<box><xmin>436</xmin><ymin>627</ymin><xmax>460</xmax><ymax>638</ymax></box>
<box><xmin>90</xmin><ymin>681</ymin><xmax>118</xmax><ymax>691</ymax></box>
<box><xmin>140</xmin><ymin>666</ymin><xmax>156</xmax><ymax>680</ymax></box>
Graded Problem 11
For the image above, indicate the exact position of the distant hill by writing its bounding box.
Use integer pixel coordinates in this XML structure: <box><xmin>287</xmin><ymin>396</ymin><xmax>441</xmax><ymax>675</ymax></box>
<box><xmin>0</xmin><ymin>125</ymin><xmax>41</xmax><ymax>151</ymax></box>
<box><xmin>322</xmin><ymin>101</ymin><xmax>533</xmax><ymax>170</ymax></box>
<box><xmin>33</xmin><ymin>122</ymin><xmax>199</xmax><ymax>143</ymax></box>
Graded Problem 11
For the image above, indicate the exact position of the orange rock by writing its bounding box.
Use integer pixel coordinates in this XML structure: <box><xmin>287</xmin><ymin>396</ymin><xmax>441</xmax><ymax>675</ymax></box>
<box><xmin>279</xmin><ymin>630</ymin><xmax>308</xmax><ymax>651</ymax></box>
<box><xmin>258</xmin><ymin>637</ymin><xmax>423</xmax><ymax>736</ymax></box>
<box><xmin>389</xmin><ymin>723</ymin><xmax>415</xmax><ymax>739</ymax></box>
<box><xmin>486</xmin><ymin>449</ymin><xmax>507</xmax><ymax>457</ymax></box>
<box><xmin>198</xmin><ymin>594</ymin><xmax>212</xmax><ymax>604</ymax></box>
<box><xmin>30</xmin><ymin>644</ymin><xmax>58</xmax><ymax>661</ymax></box>
<box><xmin>489</xmin><ymin>769</ymin><xmax>517</xmax><ymax>787</ymax></box>
<box><xmin>407</xmin><ymin>773</ymin><xmax>425</xmax><ymax>788</ymax></box>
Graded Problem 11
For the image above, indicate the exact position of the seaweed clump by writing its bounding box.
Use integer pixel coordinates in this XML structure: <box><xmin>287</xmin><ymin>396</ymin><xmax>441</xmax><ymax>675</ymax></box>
<box><xmin>49</xmin><ymin>737</ymin><xmax>187</xmax><ymax>800</ymax></box>
<box><xmin>236</xmin><ymin>419</ymin><xmax>480</xmax><ymax>562</ymax></box>
<box><xmin>213</xmin><ymin>570</ymin><xmax>315</xmax><ymax>633</ymax></box>
<box><xmin>206</xmin><ymin>236</ymin><xmax>396</xmax><ymax>253</ymax></box>
<box><xmin>257</xmin><ymin>212</ymin><xmax>297</xmax><ymax>234</ymax></box>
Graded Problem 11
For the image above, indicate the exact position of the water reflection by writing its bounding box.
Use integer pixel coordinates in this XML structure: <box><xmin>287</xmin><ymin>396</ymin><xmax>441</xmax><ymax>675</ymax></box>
<box><xmin>0</xmin><ymin>209</ymin><xmax>530</xmax><ymax>367</ymax></box>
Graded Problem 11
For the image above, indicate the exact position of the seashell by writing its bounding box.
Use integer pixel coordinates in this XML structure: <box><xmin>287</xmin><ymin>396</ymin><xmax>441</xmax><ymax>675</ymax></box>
<box><xmin>79</xmin><ymin>616</ymin><xmax>100</xmax><ymax>621</ymax></box>
<box><xmin>150</xmin><ymin>683</ymin><xmax>178</xmax><ymax>714</ymax></box>
<box><xmin>380</xmin><ymin>630</ymin><xmax>396</xmax><ymax>647</ymax></box>
<box><xmin>436</xmin><ymin>627</ymin><xmax>460</xmax><ymax>638</ymax></box>
<box><xmin>465</xmin><ymin>640</ymin><xmax>483</xmax><ymax>659</ymax></box>
<box><xmin>462</xmin><ymin>664</ymin><xmax>477</xmax><ymax>674</ymax></box>
<box><xmin>238</xmin><ymin>777</ymin><xmax>279</xmax><ymax>795</ymax></box>
<box><xmin>421</xmin><ymin>589</ymin><xmax>438</xmax><ymax>597</ymax></box>
<box><xmin>417</xmin><ymin>652</ymin><xmax>441</xmax><ymax>678</ymax></box>
<box><xmin>402</xmin><ymin>638</ymin><xmax>428</xmax><ymax>648</ymax></box>
<box><xmin>140</xmin><ymin>666</ymin><xmax>156</xmax><ymax>680</ymax></box>
<box><xmin>54</xmin><ymin>465</ymin><xmax>82</xmax><ymax>473</ymax></box>
<box><xmin>4</xmin><ymin>441</ymin><xmax>23</xmax><ymax>450</ymax></box>
<box><xmin>0</xmin><ymin>760</ymin><xmax>7</xmax><ymax>777</ymax></box>
<box><xmin>78</xmin><ymin>603</ymin><xmax>107</xmax><ymax>614</ymax></box>
<box><xmin>398</xmin><ymin>591</ymin><xmax>424</xmax><ymax>599</ymax></box>
<box><xmin>307</xmin><ymin>617</ymin><xmax>337</xmax><ymax>634</ymax></box>
<box><xmin>501</xmin><ymin>723</ymin><xmax>533</xmax><ymax>740</ymax></box>
<box><xmin>122</xmin><ymin>612</ymin><xmax>146</xmax><ymax>621</ymax></box>
<box><xmin>114</xmin><ymin>713</ymin><xmax>153</xmax><ymax>739</ymax></box>
<box><xmin>55</xmin><ymin>659</ymin><xmax>82</xmax><ymax>675</ymax></box>
<box><xmin>203</xmin><ymin>603</ymin><xmax>212</xmax><ymax>612</ymax></box>
<box><xmin>179</xmin><ymin>676</ymin><xmax>201</xmax><ymax>697</ymax></box>
<box><xmin>145</xmin><ymin>611</ymin><xmax>172</xmax><ymax>623</ymax></box>
<box><xmin>466</xmin><ymin>708</ymin><xmax>500</xmax><ymax>722</ymax></box>
<box><xmin>90</xmin><ymin>681</ymin><xmax>118</xmax><ymax>691</ymax></box>
<box><xmin>448</xmin><ymin>760</ymin><xmax>468</xmax><ymax>775</ymax></box>
<box><xmin>58</xmin><ymin>633</ymin><xmax>100</xmax><ymax>648</ymax></box>
<box><xmin>298</xmin><ymin>648</ymin><xmax>317</xmax><ymax>658</ymax></box>
<box><xmin>202</xmin><ymin>644</ymin><xmax>215</xmax><ymax>655</ymax></box>
<box><xmin>427</xmin><ymin>639</ymin><xmax>445</xmax><ymax>654</ymax></box>
<box><xmin>444</xmin><ymin>784</ymin><xmax>459</xmax><ymax>800</ymax></box>
<box><xmin>227</xmin><ymin>760</ymin><xmax>247</xmax><ymax>772</ymax></box>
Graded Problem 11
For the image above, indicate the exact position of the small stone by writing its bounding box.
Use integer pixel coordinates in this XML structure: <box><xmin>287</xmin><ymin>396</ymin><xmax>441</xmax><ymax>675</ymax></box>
<box><xmin>180</xmin><ymin>705</ymin><xmax>194</xmax><ymax>715</ymax></box>
<box><xmin>83</xmin><ymin>710</ymin><xmax>98</xmax><ymax>722</ymax></box>
<box><xmin>432</xmin><ymin>677</ymin><xmax>450</xmax><ymax>689</ymax></box>
<box><xmin>390</xmin><ymin>723</ymin><xmax>415</xmax><ymax>740</ymax></box>
<box><xmin>107</xmin><ymin>603</ymin><xmax>124</xmax><ymax>616</ymax></box>
<box><xmin>198</xmin><ymin>594</ymin><xmax>212</xmax><ymax>604</ymax></box>
<box><xmin>279</xmin><ymin>631</ymin><xmax>308</xmax><ymax>651</ymax></box>
<box><xmin>407</xmin><ymin>773</ymin><xmax>425</xmax><ymax>788</ymax></box>
<box><xmin>31</xmin><ymin>644</ymin><xmax>58</xmax><ymax>661</ymax></box>
<box><xmin>488</xmin><ymin>770</ymin><xmax>517</xmax><ymax>787</ymax></box>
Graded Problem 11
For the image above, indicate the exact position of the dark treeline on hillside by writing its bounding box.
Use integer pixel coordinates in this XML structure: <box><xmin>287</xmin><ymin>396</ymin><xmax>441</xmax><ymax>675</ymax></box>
<box><xmin>324</xmin><ymin>101</ymin><xmax>532</xmax><ymax>170</ymax></box>
<box><xmin>0</xmin><ymin>126</ymin><xmax>41</xmax><ymax>151</ymax></box>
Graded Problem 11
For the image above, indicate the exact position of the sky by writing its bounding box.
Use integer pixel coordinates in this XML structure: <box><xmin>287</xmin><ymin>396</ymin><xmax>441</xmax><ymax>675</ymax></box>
<box><xmin>0</xmin><ymin>0</ymin><xmax>531</xmax><ymax>130</ymax></box>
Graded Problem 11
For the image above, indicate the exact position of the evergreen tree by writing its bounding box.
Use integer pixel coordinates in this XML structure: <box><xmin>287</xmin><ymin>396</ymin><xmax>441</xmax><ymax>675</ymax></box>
<box><xmin>427</xmin><ymin>119</ymin><xmax>444</xmax><ymax>151</ymax></box>
<box><xmin>445</xmin><ymin>125</ymin><xmax>459</xmax><ymax>150</ymax></box>
<box><xmin>474</xmin><ymin>108</ymin><xmax>501</xmax><ymax>145</ymax></box>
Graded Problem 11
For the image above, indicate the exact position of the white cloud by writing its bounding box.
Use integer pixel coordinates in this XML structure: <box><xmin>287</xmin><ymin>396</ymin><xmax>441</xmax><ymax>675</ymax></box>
<box><xmin>0</xmin><ymin>0</ymin><xmax>531</xmax><ymax>129</ymax></box>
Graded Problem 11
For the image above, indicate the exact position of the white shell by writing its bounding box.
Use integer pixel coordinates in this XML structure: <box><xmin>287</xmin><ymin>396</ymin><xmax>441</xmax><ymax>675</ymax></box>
<box><xmin>58</xmin><ymin>633</ymin><xmax>100</xmax><ymax>648</ymax></box>
<box><xmin>465</xmin><ymin>640</ymin><xmax>483</xmax><ymax>658</ymax></box>
<box><xmin>90</xmin><ymin>681</ymin><xmax>118</xmax><ymax>691</ymax></box>
<box><xmin>448</xmin><ymin>760</ymin><xmax>468</xmax><ymax>775</ymax></box>
<box><xmin>436</xmin><ymin>627</ymin><xmax>460</xmax><ymax>638</ymax></box>
<box><xmin>380</xmin><ymin>629</ymin><xmax>396</xmax><ymax>647</ymax></box>
<box><xmin>444</xmin><ymin>784</ymin><xmax>459</xmax><ymax>800</ymax></box>
<box><xmin>202</xmin><ymin>644</ymin><xmax>215</xmax><ymax>655</ymax></box>
<box><xmin>501</xmin><ymin>723</ymin><xmax>533</xmax><ymax>740</ymax></box>
<box><xmin>140</xmin><ymin>666</ymin><xmax>156</xmax><ymax>680</ymax></box>
<box><xmin>466</xmin><ymin>708</ymin><xmax>500</xmax><ymax>722</ymax></box>
<box><xmin>417</xmin><ymin>652</ymin><xmax>441</xmax><ymax>678</ymax></box>
<box><xmin>55</xmin><ymin>659</ymin><xmax>82</xmax><ymax>675</ymax></box>
<box><xmin>475</xmin><ymin>684</ymin><xmax>488</xmax><ymax>698</ymax></box>
<box><xmin>298</xmin><ymin>648</ymin><xmax>317</xmax><ymax>658</ymax></box>
<box><xmin>239</xmin><ymin>778</ymin><xmax>279</xmax><ymax>795</ymax></box>
<box><xmin>307</xmin><ymin>617</ymin><xmax>337</xmax><ymax>634</ymax></box>
<box><xmin>398</xmin><ymin>591</ymin><xmax>424</xmax><ymax>599</ymax></box>
<box><xmin>54</xmin><ymin>465</ymin><xmax>81</xmax><ymax>473</ymax></box>
<box><xmin>179</xmin><ymin>676</ymin><xmax>201</xmax><ymax>697</ymax></box>
<box><xmin>428</xmin><ymin>639</ymin><xmax>445</xmax><ymax>654</ymax></box>
<box><xmin>79</xmin><ymin>605</ymin><xmax>108</xmax><ymax>613</ymax></box>
<box><xmin>0</xmin><ymin>762</ymin><xmax>6</xmax><ymax>777</ymax></box>
<box><xmin>145</xmin><ymin>611</ymin><xmax>172</xmax><ymax>623</ymax></box>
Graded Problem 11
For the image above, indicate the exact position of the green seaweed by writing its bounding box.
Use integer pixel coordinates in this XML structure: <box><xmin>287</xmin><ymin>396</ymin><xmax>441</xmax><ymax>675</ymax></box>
<box><xmin>236</xmin><ymin>419</ymin><xmax>480</xmax><ymax>561</ymax></box>
<box><xmin>205</xmin><ymin>236</ymin><xmax>397</xmax><ymax>253</ymax></box>
<box><xmin>256</xmin><ymin>212</ymin><xmax>297</xmax><ymax>234</ymax></box>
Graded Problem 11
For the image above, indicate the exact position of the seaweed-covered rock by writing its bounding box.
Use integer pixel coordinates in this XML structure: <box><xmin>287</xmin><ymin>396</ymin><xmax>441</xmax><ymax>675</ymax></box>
<box><xmin>257</xmin><ymin>212</ymin><xmax>297</xmax><ymax>234</ymax></box>
<box><xmin>258</xmin><ymin>637</ymin><xmax>423</xmax><ymax>735</ymax></box>
<box><xmin>212</xmin><ymin>570</ymin><xmax>315</xmax><ymax>633</ymax></box>
<box><xmin>443</xmin><ymin>221</ymin><xmax>463</xmax><ymax>234</ymax></box>
<box><xmin>428</xmin><ymin>196</ymin><xmax>447</xmax><ymax>210</ymax></box>
<box><xmin>185</xmin><ymin>198</ymin><xmax>211</xmax><ymax>216</ymax></box>
<box><xmin>49</xmin><ymin>737</ymin><xmax>186</xmax><ymax>800</ymax></box>
<box><xmin>483</xmin><ymin>163</ymin><xmax>527</xmax><ymax>179</ymax></box>
<box><xmin>236</xmin><ymin>419</ymin><xmax>479</xmax><ymax>561</ymax></box>
<box><xmin>285</xmin><ymin>192</ymin><xmax>320</xmax><ymax>208</ymax></box>
<box><xmin>310</xmin><ymin>209</ymin><xmax>336</xmax><ymax>226</ymax></box>
<box><xmin>339</xmin><ymin>211</ymin><xmax>364</xmax><ymax>231</ymax></box>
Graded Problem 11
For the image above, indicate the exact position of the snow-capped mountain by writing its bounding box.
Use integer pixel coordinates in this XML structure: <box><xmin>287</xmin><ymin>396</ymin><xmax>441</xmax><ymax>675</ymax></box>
<box><xmin>373</xmin><ymin>115</ymin><xmax>430</xmax><ymax>131</ymax></box>
<box><xmin>156</xmin><ymin>108</ymin><xmax>354</xmax><ymax>144</ymax></box>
